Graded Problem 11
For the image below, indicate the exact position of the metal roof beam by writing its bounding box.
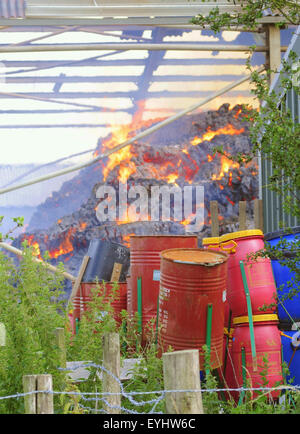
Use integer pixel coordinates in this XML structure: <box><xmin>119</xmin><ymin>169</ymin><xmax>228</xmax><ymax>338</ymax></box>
<box><xmin>0</xmin><ymin>89</ymin><xmax>106</xmax><ymax>110</ymax></box>
<box><xmin>1</xmin><ymin>58</ymin><xmax>259</xmax><ymax>68</ymax></box>
<box><xmin>0</xmin><ymin>90</ymin><xmax>251</xmax><ymax>99</ymax></box>
<box><xmin>0</xmin><ymin>42</ymin><xmax>270</xmax><ymax>53</ymax></box>
<box><xmin>0</xmin><ymin>16</ymin><xmax>289</xmax><ymax>27</ymax></box>
<box><xmin>3</xmin><ymin>73</ymin><xmax>254</xmax><ymax>83</ymax></box>
<box><xmin>7</xmin><ymin>26</ymin><xmax>78</xmax><ymax>47</ymax></box>
<box><xmin>25</xmin><ymin>2</ymin><xmax>243</xmax><ymax>19</ymax></box>
<box><xmin>2</xmin><ymin>50</ymin><xmax>127</xmax><ymax>76</ymax></box>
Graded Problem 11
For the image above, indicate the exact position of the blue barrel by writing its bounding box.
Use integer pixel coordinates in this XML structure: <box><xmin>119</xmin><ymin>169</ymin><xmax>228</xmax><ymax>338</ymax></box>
<box><xmin>264</xmin><ymin>227</ymin><xmax>300</xmax><ymax>323</ymax></box>
<box><xmin>281</xmin><ymin>330</ymin><xmax>300</xmax><ymax>386</ymax></box>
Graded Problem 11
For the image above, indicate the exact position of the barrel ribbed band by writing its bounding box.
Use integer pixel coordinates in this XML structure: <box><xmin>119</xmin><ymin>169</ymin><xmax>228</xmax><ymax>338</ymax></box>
<box><xmin>233</xmin><ymin>313</ymin><xmax>278</xmax><ymax>325</ymax></box>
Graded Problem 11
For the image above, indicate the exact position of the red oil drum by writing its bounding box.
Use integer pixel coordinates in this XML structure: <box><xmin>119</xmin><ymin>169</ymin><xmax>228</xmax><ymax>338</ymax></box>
<box><xmin>129</xmin><ymin>235</ymin><xmax>198</xmax><ymax>345</ymax></box>
<box><xmin>219</xmin><ymin>230</ymin><xmax>277</xmax><ymax>318</ymax></box>
<box><xmin>227</xmin><ymin>314</ymin><xmax>283</xmax><ymax>401</ymax></box>
<box><xmin>76</xmin><ymin>282</ymin><xmax>127</xmax><ymax>327</ymax></box>
<box><xmin>159</xmin><ymin>248</ymin><xmax>228</xmax><ymax>370</ymax></box>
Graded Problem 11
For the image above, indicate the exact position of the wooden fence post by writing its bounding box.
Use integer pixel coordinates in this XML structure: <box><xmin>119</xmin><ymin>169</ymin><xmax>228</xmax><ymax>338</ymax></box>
<box><xmin>163</xmin><ymin>349</ymin><xmax>204</xmax><ymax>414</ymax></box>
<box><xmin>23</xmin><ymin>375</ymin><xmax>37</xmax><ymax>414</ymax></box>
<box><xmin>37</xmin><ymin>374</ymin><xmax>54</xmax><ymax>414</ymax></box>
<box><xmin>239</xmin><ymin>201</ymin><xmax>247</xmax><ymax>230</ymax></box>
<box><xmin>0</xmin><ymin>323</ymin><xmax>5</xmax><ymax>347</ymax></box>
<box><xmin>102</xmin><ymin>332</ymin><xmax>121</xmax><ymax>414</ymax></box>
<box><xmin>54</xmin><ymin>327</ymin><xmax>66</xmax><ymax>369</ymax></box>
<box><xmin>210</xmin><ymin>201</ymin><xmax>219</xmax><ymax>237</ymax></box>
<box><xmin>254</xmin><ymin>198</ymin><xmax>264</xmax><ymax>232</ymax></box>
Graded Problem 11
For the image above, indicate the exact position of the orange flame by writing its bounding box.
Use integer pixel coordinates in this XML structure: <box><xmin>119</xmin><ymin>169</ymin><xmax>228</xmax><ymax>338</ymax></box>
<box><xmin>212</xmin><ymin>155</ymin><xmax>240</xmax><ymax>181</ymax></box>
<box><xmin>24</xmin><ymin>234</ymin><xmax>42</xmax><ymax>259</ymax></box>
<box><xmin>79</xmin><ymin>221</ymin><xmax>87</xmax><ymax>230</ymax></box>
<box><xmin>234</xmin><ymin>108</ymin><xmax>243</xmax><ymax>118</ymax></box>
<box><xmin>23</xmin><ymin>225</ymin><xmax>80</xmax><ymax>261</ymax></box>
<box><xmin>122</xmin><ymin>233</ymin><xmax>135</xmax><ymax>248</ymax></box>
<box><xmin>101</xmin><ymin>124</ymin><xmax>136</xmax><ymax>183</ymax></box>
<box><xmin>48</xmin><ymin>227</ymin><xmax>76</xmax><ymax>259</ymax></box>
<box><xmin>165</xmin><ymin>173</ymin><xmax>179</xmax><ymax>184</ymax></box>
<box><xmin>98</xmin><ymin>105</ymin><xmax>166</xmax><ymax>183</ymax></box>
<box><xmin>191</xmin><ymin>124</ymin><xmax>244</xmax><ymax>146</ymax></box>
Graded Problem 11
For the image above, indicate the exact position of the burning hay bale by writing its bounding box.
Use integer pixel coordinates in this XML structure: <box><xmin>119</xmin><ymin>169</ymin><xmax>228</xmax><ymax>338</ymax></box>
<box><xmin>14</xmin><ymin>104</ymin><xmax>259</xmax><ymax>285</ymax></box>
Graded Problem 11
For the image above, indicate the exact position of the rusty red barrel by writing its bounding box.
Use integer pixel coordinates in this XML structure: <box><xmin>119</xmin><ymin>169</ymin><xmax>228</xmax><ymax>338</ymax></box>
<box><xmin>159</xmin><ymin>248</ymin><xmax>228</xmax><ymax>370</ymax></box>
<box><xmin>129</xmin><ymin>235</ymin><xmax>198</xmax><ymax>345</ymax></box>
<box><xmin>74</xmin><ymin>282</ymin><xmax>127</xmax><ymax>328</ymax></box>
<box><xmin>219</xmin><ymin>230</ymin><xmax>277</xmax><ymax>318</ymax></box>
<box><xmin>226</xmin><ymin>314</ymin><xmax>283</xmax><ymax>401</ymax></box>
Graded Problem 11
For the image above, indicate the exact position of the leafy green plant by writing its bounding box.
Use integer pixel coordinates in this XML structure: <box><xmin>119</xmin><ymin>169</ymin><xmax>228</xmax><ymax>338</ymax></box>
<box><xmin>59</xmin><ymin>378</ymin><xmax>87</xmax><ymax>414</ymax></box>
<box><xmin>0</xmin><ymin>220</ymin><xmax>68</xmax><ymax>413</ymax></box>
<box><xmin>2</xmin><ymin>216</ymin><xmax>300</xmax><ymax>414</ymax></box>
<box><xmin>65</xmin><ymin>281</ymin><xmax>122</xmax><ymax>413</ymax></box>
<box><xmin>190</xmin><ymin>1</ymin><xmax>300</xmax><ymax>31</ymax></box>
<box><xmin>121</xmin><ymin>342</ymin><xmax>165</xmax><ymax>414</ymax></box>
<box><xmin>191</xmin><ymin>0</ymin><xmax>300</xmax><ymax>315</ymax></box>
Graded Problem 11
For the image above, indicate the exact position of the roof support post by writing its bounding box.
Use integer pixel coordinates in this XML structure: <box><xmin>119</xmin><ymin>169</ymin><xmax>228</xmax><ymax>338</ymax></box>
<box><xmin>267</xmin><ymin>24</ymin><xmax>282</xmax><ymax>84</ymax></box>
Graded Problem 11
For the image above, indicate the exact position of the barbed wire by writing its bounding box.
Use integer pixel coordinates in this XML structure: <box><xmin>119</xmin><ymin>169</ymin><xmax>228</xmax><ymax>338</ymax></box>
<box><xmin>0</xmin><ymin>361</ymin><xmax>300</xmax><ymax>414</ymax></box>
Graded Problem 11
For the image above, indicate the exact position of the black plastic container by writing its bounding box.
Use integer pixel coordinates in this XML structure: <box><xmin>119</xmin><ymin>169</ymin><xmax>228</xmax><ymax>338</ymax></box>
<box><xmin>82</xmin><ymin>239</ymin><xmax>130</xmax><ymax>283</ymax></box>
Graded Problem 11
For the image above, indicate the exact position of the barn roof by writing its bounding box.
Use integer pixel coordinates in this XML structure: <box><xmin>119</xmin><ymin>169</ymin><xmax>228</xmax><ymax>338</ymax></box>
<box><xmin>0</xmin><ymin>0</ymin><xmax>290</xmax><ymax>26</ymax></box>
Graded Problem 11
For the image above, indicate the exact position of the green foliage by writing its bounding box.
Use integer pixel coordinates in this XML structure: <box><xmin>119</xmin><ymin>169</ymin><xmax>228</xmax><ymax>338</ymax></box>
<box><xmin>65</xmin><ymin>281</ymin><xmax>121</xmax><ymax>413</ymax></box>
<box><xmin>0</xmin><ymin>216</ymin><xmax>24</xmax><ymax>243</ymax></box>
<box><xmin>190</xmin><ymin>2</ymin><xmax>300</xmax><ymax>217</ymax></box>
<box><xmin>66</xmin><ymin>282</ymin><xmax>166</xmax><ymax>414</ymax></box>
<box><xmin>247</xmin><ymin>57</ymin><xmax>300</xmax><ymax>217</ymax></box>
<box><xmin>191</xmin><ymin>1</ymin><xmax>300</xmax><ymax>312</ymax></box>
<box><xmin>67</xmin><ymin>281</ymin><xmax>118</xmax><ymax>363</ymax></box>
<box><xmin>0</xmin><ymin>218</ymin><xmax>67</xmax><ymax>413</ymax></box>
<box><xmin>201</xmin><ymin>344</ymin><xmax>224</xmax><ymax>414</ymax></box>
<box><xmin>122</xmin><ymin>343</ymin><xmax>165</xmax><ymax>414</ymax></box>
<box><xmin>212</xmin><ymin>54</ymin><xmax>300</xmax><ymax>219</ymax></box>
<box><xmin>190</xmin><ymin>1</ymin><xmax>300</xmax><ymax>31</ymax></box>
<box><xmin>1</xmin><ymin>216</ymin><xmax>300</xmax><ymax>414</ymax></box>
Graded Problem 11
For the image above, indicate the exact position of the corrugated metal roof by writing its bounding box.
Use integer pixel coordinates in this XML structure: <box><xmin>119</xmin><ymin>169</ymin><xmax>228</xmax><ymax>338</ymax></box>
<box><xmin>0</xmin><ymin>0</ymin><xmax>25</xmax><ymax>18</ymax></box>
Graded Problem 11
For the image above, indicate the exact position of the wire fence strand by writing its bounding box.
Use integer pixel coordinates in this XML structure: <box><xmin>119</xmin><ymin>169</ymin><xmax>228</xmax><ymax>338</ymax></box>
<box><xmin>0</xmin><ymin>361</ymin><xmax>300</xmax><ymax>414</ymax></box>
